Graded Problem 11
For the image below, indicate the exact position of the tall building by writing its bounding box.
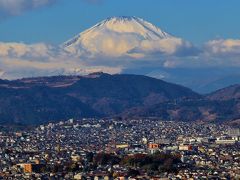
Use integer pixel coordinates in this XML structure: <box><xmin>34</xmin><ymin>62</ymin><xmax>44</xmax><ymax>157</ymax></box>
<box><xmin>228</xmin><ymin>128</ymin><xmax>240</xmax><ymax>137</ymax></box>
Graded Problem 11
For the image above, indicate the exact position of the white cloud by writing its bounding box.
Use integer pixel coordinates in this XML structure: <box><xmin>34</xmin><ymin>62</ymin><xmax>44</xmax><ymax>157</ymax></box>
<box><xmin>139</xmin><ymin>38</ymin><xmax>185</xmax><ymax>54</ymax></box>
<box><xmin>0</xmin><ymin>42</ymin><xmax>55</xmax><ymax>58</ymax></box>
<box><xmin>0</xmin><ymin>0</ymin><xmax>56</xmax><ymax>17</ymax></box>
<box><xmin>0</xmin><ymin>42</ymin><xmax>122</xmax><ymax>79</ymax></box>
<box><xmin>205</xmin><ymin>39</ymin><xmax>240</xmax><ymax>56</ymax></box>
<box><xmin>65</xmin><ymin>32</ymin><xmax>195</xmax><ymax>59</ymax></box>
<box><xmin>1</xmin><ymin>38</ymin><xmax>240</xmax><ymax>79</ymax></box>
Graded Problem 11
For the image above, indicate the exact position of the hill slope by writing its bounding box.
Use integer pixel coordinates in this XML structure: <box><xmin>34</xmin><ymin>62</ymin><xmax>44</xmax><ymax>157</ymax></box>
<box><xmin>207</xmin><ymin>84</ymin><xmax>240</xmax><ymax>101</ymax></box>
<box><xmin>0</xmin><ymin>73</ymin><xmax>199</xmax><ymax>125</ymax></box>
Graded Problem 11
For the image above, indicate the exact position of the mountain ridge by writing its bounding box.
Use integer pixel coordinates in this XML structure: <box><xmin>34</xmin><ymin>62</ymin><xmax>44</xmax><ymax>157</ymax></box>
<box><xmin>0</xmin><ymin>73</ymin><xmax>200</xmax><ymax>125</ymax></box>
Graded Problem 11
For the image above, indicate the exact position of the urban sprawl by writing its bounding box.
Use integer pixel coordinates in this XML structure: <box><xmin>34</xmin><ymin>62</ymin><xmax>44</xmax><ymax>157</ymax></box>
<box><xmin>0</xmin><ymin>118</ymin><xmax>240</xmax><ymax>179</ymax></box>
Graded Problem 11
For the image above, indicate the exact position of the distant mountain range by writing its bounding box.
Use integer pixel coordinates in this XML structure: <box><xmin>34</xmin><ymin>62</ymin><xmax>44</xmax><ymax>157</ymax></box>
<box><xmin>0</xmin><ymin>73</ymin><xmax>239</xmax><ymax>125</ymax></box>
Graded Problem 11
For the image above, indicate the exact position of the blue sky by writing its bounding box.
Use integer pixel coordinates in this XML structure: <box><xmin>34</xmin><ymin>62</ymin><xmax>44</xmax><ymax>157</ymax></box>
<box><xmin>0</xmin><ymin>0</ymin><xmax>240</xmax><ymax>45</ymax></box>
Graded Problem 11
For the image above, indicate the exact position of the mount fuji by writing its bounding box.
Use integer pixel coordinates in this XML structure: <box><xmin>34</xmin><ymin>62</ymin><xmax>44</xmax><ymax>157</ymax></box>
<box><xmin>63</xmin><ymin>16</ymin><xmax>185</xmax><ymax>58</ymax></box>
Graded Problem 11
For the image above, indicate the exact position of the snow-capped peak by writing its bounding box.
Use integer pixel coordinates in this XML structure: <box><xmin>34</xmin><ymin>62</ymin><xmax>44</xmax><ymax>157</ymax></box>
<box><xmin>103</xmin><ymin>16</ymin><xmax>171</xmax><ymax>38</ymax></box>
<box><xmin>63</xmin><ymin>16</ymin><xmax>180</xmax><ymax>58</ymax></box>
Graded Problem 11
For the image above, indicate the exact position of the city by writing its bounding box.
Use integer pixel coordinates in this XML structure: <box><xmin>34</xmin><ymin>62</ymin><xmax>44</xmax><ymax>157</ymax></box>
<box><xmin>1</xmin><ymin>0</ymin><xmax>240</xmax><ymax>179</ymax></box>
<box><xmin>0</xmin><ymin>118</ymin><xmax>239</xmax><ymax>179</ymax></box>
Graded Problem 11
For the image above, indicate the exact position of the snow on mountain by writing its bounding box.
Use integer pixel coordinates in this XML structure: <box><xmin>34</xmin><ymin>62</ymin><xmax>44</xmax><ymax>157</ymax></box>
<box><xmin>63</xmin><ymin>16</ymin><xmax>185</xmax><ymax>58</ymax></box>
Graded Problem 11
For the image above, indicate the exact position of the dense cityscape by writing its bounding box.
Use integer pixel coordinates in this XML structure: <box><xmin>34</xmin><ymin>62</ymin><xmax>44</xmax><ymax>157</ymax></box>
<box><xmin>0</xmin><ymin>118</ymin><xmax>239</xmax><ymax>179</ymax></box>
